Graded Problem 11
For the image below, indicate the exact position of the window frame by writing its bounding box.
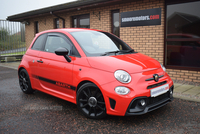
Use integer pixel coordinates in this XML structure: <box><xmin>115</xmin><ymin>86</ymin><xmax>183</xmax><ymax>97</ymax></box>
<box><xmin>54</xmin><ymin>18</ymin><xmax>59</xmax><ymax>29</ymax></box>
<box><xmin>164</xmin><ymin>0</ymin><xmax>200</xmax><ymax>71</ymax></box>
<box><xmin>34</xmin><ymin>21</ymin><xmax>39</xmax><ymax>35</ymax></box>
<box><xmin>44</xmin><ymin>32</ymin><xmax>80</xmax><ymax>57</ymax></box>
<box><xmin>111</xmin><ymin>9</ymin><xmax>120</xmax><ymax>37</ymax></box>
<box><xmin>72</xmin><ymin>14</ymin><xmax>90</xmax><ymax>28</ymax></box>
<box><xmin>31</xmin><ymin>32</ymin><xmax>80</xmax><ymax>57</ymax></box>
<box><xmin>44</xmin><ymin>35</ymin><xmax>71</xmax><ymax>53</ymax></box>
<box><xmin>31</xmin><ymin>33</ymin><xmax>47</xmax><ymax>51</ymax></box>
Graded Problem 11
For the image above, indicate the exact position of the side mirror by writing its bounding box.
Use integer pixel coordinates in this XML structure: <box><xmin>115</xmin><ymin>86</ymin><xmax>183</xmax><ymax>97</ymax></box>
<box><xmin>55</xmin><ymin>47</ymin><xmax>71</xmax><ymax>62</ymax></box>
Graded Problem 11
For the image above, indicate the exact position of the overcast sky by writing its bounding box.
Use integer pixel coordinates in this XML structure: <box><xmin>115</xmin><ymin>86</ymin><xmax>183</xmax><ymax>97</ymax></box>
<box><xmin>0</xmin><ymin>0</ymin><xmax>76</xmax><ymax>20</ymax></box>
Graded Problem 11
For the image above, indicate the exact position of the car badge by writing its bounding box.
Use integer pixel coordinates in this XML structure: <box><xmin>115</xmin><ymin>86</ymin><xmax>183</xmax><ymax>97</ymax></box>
<box><xmin>153</xmin><ymin>74</ymin><xmax>159</xmax><ymax>82</ymax></box>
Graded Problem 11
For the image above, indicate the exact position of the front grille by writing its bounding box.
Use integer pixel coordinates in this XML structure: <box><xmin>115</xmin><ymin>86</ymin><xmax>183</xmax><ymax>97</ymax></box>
<box><xmin>147</xmin><ymin>81</ymin><xmax>167</xmax><ymax>89</ymax></box>
<box><xmin>148</xmin><ymin>92</ymin><xmax>169</xmax><ymax>105</ymax></box>
<box><xmin>125</xmin><ymin>85</ymin><xmax>174</xmax><ymax>116</ymax></box>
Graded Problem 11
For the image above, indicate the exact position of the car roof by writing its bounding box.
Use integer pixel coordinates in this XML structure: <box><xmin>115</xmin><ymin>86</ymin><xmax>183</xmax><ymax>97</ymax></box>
<box><xmin>35</xmin><ymin>28</ymin><xmax>103</xmax><ymax>37</ymax></box>
<box><xmin>63</xmin><ymin>28</ymin><xmax>101</xmax><ymax>32</ymax></box>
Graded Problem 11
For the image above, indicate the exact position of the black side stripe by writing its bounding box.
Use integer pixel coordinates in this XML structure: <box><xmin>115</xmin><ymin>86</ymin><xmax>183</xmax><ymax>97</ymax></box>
<box><xmin>32</xmin><ymin>75</ymin><xmax>76</xmax><ymax>91</ymax></box>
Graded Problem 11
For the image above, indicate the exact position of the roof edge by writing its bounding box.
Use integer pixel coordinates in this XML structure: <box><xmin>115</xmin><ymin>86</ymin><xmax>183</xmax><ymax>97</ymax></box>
<box><xmin>7</xmin><ymin>0</ymin><xmax>116</xmax><ymax>21</ymax></box>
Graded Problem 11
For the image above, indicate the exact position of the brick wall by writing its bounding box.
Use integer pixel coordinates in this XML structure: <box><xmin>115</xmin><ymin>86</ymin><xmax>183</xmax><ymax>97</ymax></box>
<box><xmin>24</xmin><ymin>0</ymin><xmax>200</xmax><ymax>83</ymax></box>
<box><xmin>167</xmin><ymin>69</ymin><xmax>200</xmax><ymax>83</ymax></box>
<box><xmin>120</xmin><ymin>0</ymin><xmax>165</xmax><ymax>63</ymax></box>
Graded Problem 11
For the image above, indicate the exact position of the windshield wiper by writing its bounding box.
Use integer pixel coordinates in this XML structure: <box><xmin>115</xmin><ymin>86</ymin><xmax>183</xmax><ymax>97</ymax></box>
<box><xmin>101</xmin><ymin>49</ymin><xmax>136</xmax><ymax>56</ymax></box>
<box><xmin>123</xmin><ymin>49</ymin><xmax>135</xmax><ymax>53</ymax></box>
<box><xmin>101</xmin><ymin>50</ymin><xmax>121</xmax><ymax>56</ymax></box>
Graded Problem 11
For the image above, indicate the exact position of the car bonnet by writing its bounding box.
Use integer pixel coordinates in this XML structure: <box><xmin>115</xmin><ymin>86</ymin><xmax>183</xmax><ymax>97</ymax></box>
<box><xmin>87</xmin><ymin>53</ymin><xmax>161</xmax><ymax>74</ymax></box>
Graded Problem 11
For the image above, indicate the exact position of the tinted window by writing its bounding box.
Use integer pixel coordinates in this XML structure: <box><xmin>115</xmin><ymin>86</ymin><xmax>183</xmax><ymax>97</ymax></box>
<box><xmin>166</xmin><ymin>1</ymin><xmax>200</xmax><ymax>38</ymax></box>
<box><xmin>32</xmin><ymin>34</ymin><xmax>46</xmax><ymax>51</ymax></box>
<box><xmin>44</xmin><ymin>36</ymin><xmax>71</xmax><ymax>53</ymax></box>
<box><xmin>165</xmin><ymin>1</ymin><xmax>200</xmax><ymax>68</ymax></box>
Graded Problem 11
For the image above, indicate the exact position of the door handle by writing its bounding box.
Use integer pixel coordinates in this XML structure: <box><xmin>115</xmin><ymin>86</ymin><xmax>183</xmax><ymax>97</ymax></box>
<box><xmin>37</xmin><ymin>60</ymin><xmax>43</xmax><ymax>63</ymax></box>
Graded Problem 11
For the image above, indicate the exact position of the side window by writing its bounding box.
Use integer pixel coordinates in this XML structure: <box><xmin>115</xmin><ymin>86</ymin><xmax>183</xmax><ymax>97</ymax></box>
<box><xmin>44</xmin><ymin>36</ymin><xmax>71</xmax><ymax>53</ymax></box>
<box><xmin>32</xmin><ymin>34</ymin><xmax>46</xmax><ymax>51</ymax></box>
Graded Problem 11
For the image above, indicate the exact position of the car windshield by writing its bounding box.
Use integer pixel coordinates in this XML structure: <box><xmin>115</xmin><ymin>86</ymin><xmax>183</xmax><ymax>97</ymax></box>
<box><xmin>70</xmin><ymin>30</ymin><xmax>134</xmax><ymax>56</ymax></box>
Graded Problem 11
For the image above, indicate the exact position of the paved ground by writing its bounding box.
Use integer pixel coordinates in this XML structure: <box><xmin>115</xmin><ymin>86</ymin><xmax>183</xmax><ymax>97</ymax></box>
<box><xmin>0</xmin><ymin>65</ymin><xmax>200</xmax><ymax>133</ymax></box>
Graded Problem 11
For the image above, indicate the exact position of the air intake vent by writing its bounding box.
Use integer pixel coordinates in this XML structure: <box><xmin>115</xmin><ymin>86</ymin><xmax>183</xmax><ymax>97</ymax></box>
<box><xmin>147</xmin><ymin>81</ymin><xmax>167</xmax><ymax>89</ymax></box>
<box><xmin>109</xmin><ymin>98</ymin><xmax>116</xmax><ymax>110</ymax></box>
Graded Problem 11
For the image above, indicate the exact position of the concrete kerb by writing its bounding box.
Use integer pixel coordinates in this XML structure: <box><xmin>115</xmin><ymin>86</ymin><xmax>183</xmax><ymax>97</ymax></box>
<box><xmin>0</xmin><ymin>61</ymin><xmax>20</xmax><ymax>70</ymax></box>
<box><xmin>173</xmin><ymin>93</ymin><xmax>200</xmax><ymax>103</ymax></box>
<box><xmin>0</xmin><ymin>61</ymin><xmax>200</xmax><ymax>103</ymax></box>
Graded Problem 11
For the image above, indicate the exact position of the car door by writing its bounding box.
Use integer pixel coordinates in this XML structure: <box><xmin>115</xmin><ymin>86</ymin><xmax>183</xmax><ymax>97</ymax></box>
<box><xmin>28</xmin><ymin>33</ymin><xmax>47</xmax><ymax>89</ymax></box>
<box><xmin>35</xmin><ymin>33</ymin><xmax>75</xmax><ymax>97</ymax></box>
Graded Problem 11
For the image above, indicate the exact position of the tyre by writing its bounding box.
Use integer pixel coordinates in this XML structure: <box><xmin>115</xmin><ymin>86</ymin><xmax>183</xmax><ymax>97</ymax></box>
<box><xmin>19</xmin><ymin>69</ymin><xmax>34</xmax><ymax>94</ymax></box>
<box><xmin>77</xmin><ymin>83</ymin><xmax>106</xmax><ymax>119</ymax></box>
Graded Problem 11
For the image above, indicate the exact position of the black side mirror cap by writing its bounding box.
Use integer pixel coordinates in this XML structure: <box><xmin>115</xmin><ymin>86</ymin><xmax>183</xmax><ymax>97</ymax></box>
<box><xmin>55</xmin><ymin>47</ymin><xmax>69</xmax><ymax>55</ymax></box>
<box><xmin>55</xmin><ymin>47</ymin><xmax>71</xmax><ymax>62</ymax></box>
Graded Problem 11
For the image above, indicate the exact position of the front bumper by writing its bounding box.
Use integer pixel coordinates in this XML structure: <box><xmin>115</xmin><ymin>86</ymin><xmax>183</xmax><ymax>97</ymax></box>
<box><xmin>100</xmin><ymin>71</ymin><xmax>174</xmax><ymax>116</ymax></box>
<box><xmin>125</xmin><ymin>85</ymin><xmax>174</xmax><ymax>116</ymax></box>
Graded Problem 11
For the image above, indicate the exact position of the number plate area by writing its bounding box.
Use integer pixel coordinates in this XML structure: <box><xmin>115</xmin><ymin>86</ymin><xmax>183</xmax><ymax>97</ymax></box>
<box><xmin>151</xmin><ymin>84</ymin><xmax>169</xmax><ymax>97</ymax></box>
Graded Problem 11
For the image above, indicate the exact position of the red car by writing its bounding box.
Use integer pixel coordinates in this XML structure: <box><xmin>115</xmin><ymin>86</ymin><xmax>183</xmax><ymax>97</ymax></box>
<box><xmin>18</xmin><ymin>28</ymin><xmax>174</xmax><ymax>119</ymax></box>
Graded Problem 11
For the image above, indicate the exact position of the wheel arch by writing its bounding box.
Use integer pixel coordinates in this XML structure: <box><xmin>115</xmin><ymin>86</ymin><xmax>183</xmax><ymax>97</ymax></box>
<box><xmin>76</xmin><ymin>80</ymin><xmax>94</xmax><ymax>93</ymax></box>
<box><xmin>18</xmin><ymin>65</ymin><xmax>35</xmax><ymax>90</ymax></box>
<box><xmin>18</xmin><ymin>67</ymin><xmax>26</xmax><ymax>76</ymax></box>
<box><xmin>76</xmin><ymin>77</ymin><xmax>105</xmax><ymax>93</ymax></box>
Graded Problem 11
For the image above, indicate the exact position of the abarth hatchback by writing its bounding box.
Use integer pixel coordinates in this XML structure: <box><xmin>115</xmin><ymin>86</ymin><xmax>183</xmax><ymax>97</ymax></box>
<box><xmin>18</xmin><ymin>28</ymin><xmax>174</xmax><ymax>119</ymax></box>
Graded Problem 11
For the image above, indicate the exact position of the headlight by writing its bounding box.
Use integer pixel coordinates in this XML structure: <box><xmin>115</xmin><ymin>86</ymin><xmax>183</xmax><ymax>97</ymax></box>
<box><xmin>160</xmin><ymin>63</ymin><xmax>166</xmax><ymax>72</ymax></box>
<box><xmin>115</xmin><ymin>86</ymin><xmax>130</xmax><ymax>95</ymax></box>
<box><xmin>114</xmin><ymin>70</ymin><xmax>131</xmax><ymax>83</ymax></box>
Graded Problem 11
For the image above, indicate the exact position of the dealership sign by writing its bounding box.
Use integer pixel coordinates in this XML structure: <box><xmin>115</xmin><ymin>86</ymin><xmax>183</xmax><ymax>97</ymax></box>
<box><xmin>121</xmin><ymin>8</ymin><xmax>161</xmax><ymax>27</ymax></box>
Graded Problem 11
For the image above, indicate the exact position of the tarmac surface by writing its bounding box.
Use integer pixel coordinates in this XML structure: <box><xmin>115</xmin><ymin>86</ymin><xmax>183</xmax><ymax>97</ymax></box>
<box><xmin>0</xmin><ymin>64</ymin><xmax>200</xmax><ymax>133</ymax></box>
<box><xmin>1</xmin><ymin>61</ymin><xmax>200</xmax><ymax>102</ymax></box>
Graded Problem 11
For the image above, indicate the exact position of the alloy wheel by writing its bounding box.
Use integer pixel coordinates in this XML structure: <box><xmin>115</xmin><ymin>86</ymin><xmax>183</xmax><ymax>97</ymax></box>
<box><xmin>77</xmin><ymin>83</ymin><xmax>106</xmax><ymax>119</ymax></box>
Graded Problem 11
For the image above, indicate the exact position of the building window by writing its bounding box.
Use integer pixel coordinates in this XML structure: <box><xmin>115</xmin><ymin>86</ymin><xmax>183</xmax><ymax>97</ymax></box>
<box><xmin>111</xmin><ymin>10</ymin><xmax>120</xmax><ymax>37</ymax></box>
<box><xmin>54</xmin><ymin>18</ymin><xmax>59</xmax><ymax>29</ymax></box>
<box><xmin>72</xmin><ymin>14</ymin><xmax>90</xmax><ymax>28</ymax></box>
<box><xmin>165</xmin><ymin>0</ymin><xmax>200</xmax><ymax>70</ymax></box>
<box><xmin>73</xmin><ymin>18</ymin><xmax>77</xmax><ymax>28</ymax></box>
<box><xmin>34</xmin><ymin>21</ymin><xmax>39</xmax><ymax>34</ymax></box>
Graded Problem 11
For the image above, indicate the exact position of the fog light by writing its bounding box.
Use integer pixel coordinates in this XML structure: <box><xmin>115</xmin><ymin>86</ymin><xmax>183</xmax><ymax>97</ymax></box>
<box><xmin>140</xmin><ymin>99</ymin><xmax>146</xmax><ymax>107</ymax></box>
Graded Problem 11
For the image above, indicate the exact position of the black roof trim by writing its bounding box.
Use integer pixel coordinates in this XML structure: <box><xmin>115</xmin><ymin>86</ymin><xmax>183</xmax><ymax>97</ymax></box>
<box><xmin>7</xmin><ymin>0</ymin><xmax>117</xmax><ymax>21</ymax></box>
